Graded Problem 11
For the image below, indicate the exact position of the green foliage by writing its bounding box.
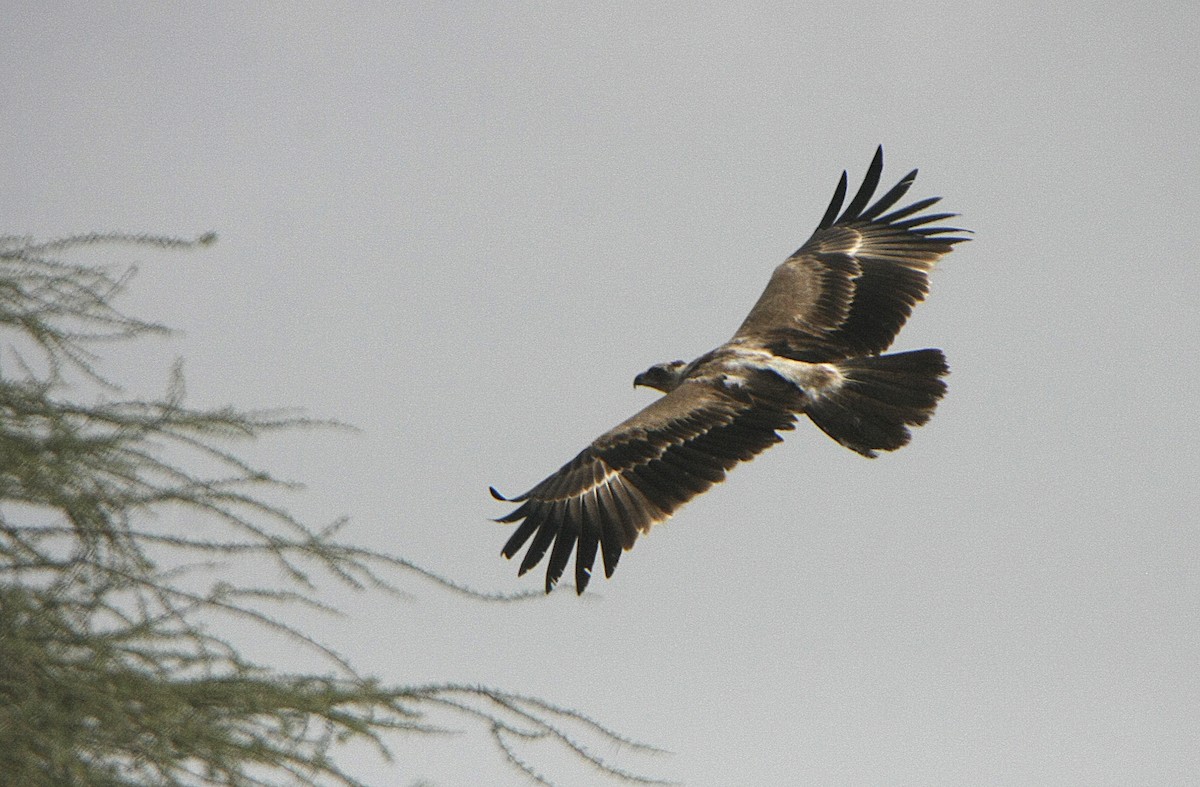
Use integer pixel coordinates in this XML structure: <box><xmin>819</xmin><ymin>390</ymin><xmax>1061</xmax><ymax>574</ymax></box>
<box><xmin>0</xmin><ymin>235</ymin><xmax>669</xmax><ymax>786</ymax></box>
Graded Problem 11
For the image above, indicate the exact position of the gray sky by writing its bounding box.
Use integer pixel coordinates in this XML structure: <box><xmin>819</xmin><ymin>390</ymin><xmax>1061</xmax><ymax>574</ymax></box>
<box><xmin>5</xmin><ymin>3</ymin><xmax>1199</xmax><ymax>784</ymax></box>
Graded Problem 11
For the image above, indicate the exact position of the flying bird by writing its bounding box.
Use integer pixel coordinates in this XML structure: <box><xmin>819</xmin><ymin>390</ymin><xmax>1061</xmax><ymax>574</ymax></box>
<box><xmin>491</xmin><ymin>147</ymin><xmax>968</xmax><ymax>593</ymax></box>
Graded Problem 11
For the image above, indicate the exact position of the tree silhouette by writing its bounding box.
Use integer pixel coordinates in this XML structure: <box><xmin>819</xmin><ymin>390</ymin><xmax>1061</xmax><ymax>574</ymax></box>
<box><xmin>0</xmin><ymin>233</ymin><xmax>669</xmax><ymax>786</ymax></box>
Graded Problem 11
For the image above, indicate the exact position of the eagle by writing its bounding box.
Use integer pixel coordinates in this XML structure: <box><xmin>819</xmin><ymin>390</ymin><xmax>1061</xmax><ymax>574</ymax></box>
<box><xmin>491</xmin><ymin>147</ymin><xmax>967</xmax><ymax>593</ymax></box>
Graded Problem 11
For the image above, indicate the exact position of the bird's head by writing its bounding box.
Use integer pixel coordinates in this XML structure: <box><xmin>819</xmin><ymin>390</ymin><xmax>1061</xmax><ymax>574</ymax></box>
<box><xmin>634</xmin><ymin>360</ymin><xmax>688</xmax><ymax>393</ymax></box>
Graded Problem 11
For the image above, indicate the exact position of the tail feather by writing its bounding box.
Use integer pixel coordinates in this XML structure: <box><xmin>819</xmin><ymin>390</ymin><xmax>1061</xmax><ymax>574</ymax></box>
<box><xmin>805</xmin><ymin>349</ymin><xmax>948</xmax><ymax>457</ymax></box>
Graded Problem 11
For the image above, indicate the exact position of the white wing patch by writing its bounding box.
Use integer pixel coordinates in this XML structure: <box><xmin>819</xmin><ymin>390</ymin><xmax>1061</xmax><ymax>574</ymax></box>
<box><xmin>843</xmin><ymin>229</ymin><xmax>864</xmax><ymax>256</ymax></box>
<box><xmin>720</xmin><ymin>348</ymin><xmax>844</xmax><ymax>397</ymax></box>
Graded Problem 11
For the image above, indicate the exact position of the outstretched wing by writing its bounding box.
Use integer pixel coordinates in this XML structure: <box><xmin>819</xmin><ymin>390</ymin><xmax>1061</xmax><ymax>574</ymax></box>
<box><xmin>492</xmin><ymin>374</ymin><xmax>800</xmax><ymax>593</ymax></box>
<box><xmin>733</xmin><ymin>146</ymin><xmax>969</xmax><ymax>361</ymax></box>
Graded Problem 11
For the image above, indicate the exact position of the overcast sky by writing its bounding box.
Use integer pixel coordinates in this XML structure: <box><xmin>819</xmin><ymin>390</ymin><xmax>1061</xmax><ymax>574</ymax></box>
<box><xmin>5</xmin><ymin>3</ymin><xmax>1199</xmax><ymax>784</ymax></box>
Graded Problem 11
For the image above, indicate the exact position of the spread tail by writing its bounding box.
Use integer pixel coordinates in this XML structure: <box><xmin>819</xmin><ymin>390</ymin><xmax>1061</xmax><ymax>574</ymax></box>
<box><xmin>805</xmin><ymin>349</ymin><xmax>948</xmax><ymax>457</ymax></box>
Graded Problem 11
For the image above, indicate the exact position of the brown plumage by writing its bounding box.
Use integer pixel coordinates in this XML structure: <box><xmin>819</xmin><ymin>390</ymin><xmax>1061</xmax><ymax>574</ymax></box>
<box><xmin>492</xmin><ymin>147</ymin><xmax>968</xmax><ymax>593</ymax></box>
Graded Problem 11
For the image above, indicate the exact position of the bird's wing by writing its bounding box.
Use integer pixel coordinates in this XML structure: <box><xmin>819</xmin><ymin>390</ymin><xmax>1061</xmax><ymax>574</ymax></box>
<box><xmin>732</xmin><ymin>146</ymin><xmax>969</xmax><ymax>361</ymax></box>
<box><xmin>492</xmin><ymin>373</ymin><xmax>800</xmax><ymax>593</ymax></box>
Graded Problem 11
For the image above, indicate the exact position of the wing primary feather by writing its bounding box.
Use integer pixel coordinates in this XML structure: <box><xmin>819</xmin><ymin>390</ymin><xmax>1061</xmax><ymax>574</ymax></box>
<box><xmin>490</xmin><ymin>485</ymin><xmax>532</xmax><ymax>503</ymax></box>
<box><xmin>501</xmin><ymin>506</ymin><xmax>543</xmax><ymax>558</ymax></box>
<box><xmin>927</xmin><ymin>234</ymin><xmax>972</xmax><ymax>245</ymax></box>
<box><xmin>876</xmin><ymin>195</ymin><xmax>942</xmax><ymax>224</ymax></box>
<box><xmin>817</xmin><ymin>171</ymin><xmax>849</xmax><ymax>230</ymax></box>
<box><xmin>494</xmin><ymin>500</ymin><xmax>531</xmax><ymax>524</ymax></box>
<box><xmin>596</xmin><ymin>483</ymin><xmax>626</xmax><ymax>577</ymax></box>
<box><xmin>518</xmin><ymin>504</ymin><xmax>560</xmax><ymax>576</ymax></box>
<box><xmin>859</xmin><ymin>169</ymin><xmax>917</xmax><ymax>221</ymax></box>
<box><xmin>574</xmin><ymin>489</ymin><xmax>601</xmax><ymax>592</ymax></box>
<box><xmin>891</xmin><ymin>212</ymin><xmax>960</xmax><ymax>230</ymax></box>
<box><xmin>911</xmin><ymin>224</ymin><xmax>969</xmax><ymax>236</ymax></box>
<box><xmin>544</xmin><ymin>496</ymin><xmax>581</xmax><ymax>592</ymax></box>
<box><xmin>837</xmin><ymin>146</ymin><xmax>884</xmax><ymax>224</ymax></box>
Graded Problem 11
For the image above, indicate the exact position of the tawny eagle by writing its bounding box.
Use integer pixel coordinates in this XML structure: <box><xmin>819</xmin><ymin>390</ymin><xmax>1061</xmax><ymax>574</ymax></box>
<box><xmin>491</xmin><ymin>147</ymin><xmax>967</xmax><ymax>593</ymax></box>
